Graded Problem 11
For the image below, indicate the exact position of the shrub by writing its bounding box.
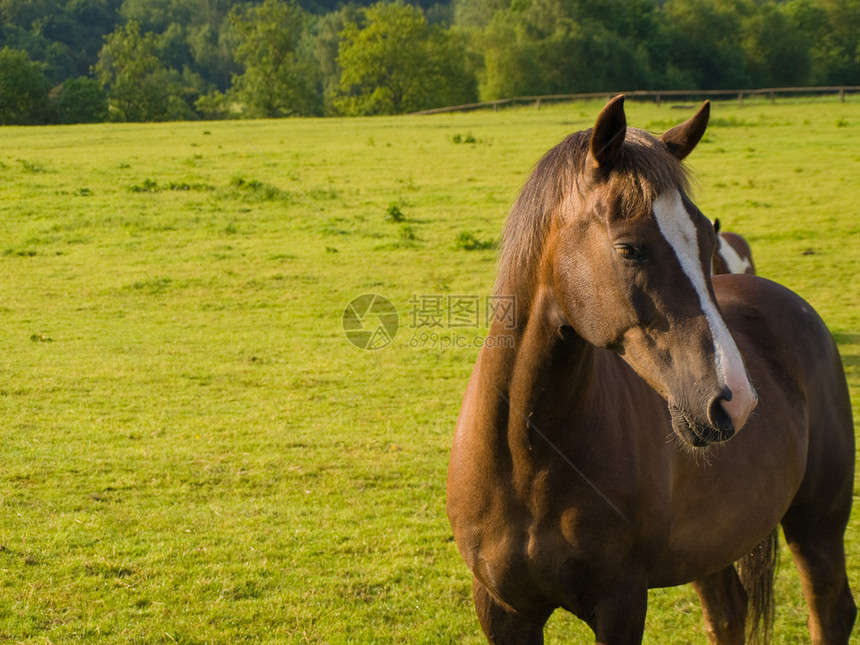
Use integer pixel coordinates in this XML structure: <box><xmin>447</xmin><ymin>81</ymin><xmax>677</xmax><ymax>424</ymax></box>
<box><xmin>454</xmin><ymin>231</ymin><xmax>495</xmax><ymax>251</ymax></box>
<box><xmin>385</xmin><ymin>203</ymin><xmax>405</xmax><ymax>222</ymax></box>
<box><xmin>55</xmin><ymin>77</ymin><xmax>109</xmax><ymax>124</ymax></box>
<box><xmin>0</xmin><ymin>47</ymin><xmax>55</xmax><ymax>125</ymax></box>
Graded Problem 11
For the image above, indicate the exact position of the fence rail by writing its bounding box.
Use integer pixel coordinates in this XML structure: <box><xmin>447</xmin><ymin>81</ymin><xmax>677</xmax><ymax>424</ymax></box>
<box><xmin>409</xmin><ymin>86</ymin><xmax>860</xmax><ymax>116</ymax></box>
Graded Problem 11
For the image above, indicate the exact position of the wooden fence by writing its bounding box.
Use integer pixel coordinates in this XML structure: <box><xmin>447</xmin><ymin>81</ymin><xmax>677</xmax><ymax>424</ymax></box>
<box><xmin>409</xmin><ymin>86</ymin><xmax>860</xmax><ymax>115</ymax></box>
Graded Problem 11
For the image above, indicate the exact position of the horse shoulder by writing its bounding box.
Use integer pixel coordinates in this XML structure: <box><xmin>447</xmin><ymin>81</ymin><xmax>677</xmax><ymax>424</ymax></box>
<box><xmin>713</xmin><ymin>274</ymin><xmax>853</xmax><ymax>478</ymax></box>
<box><xmin>714</xmin><ymin>275</ymin><xmax>839</xmax><ymax>378</ymax></box>
<box><xmin>447</xmin><ymin>345</ymin><xmax>529</xmax><ymax>576</ymax></box>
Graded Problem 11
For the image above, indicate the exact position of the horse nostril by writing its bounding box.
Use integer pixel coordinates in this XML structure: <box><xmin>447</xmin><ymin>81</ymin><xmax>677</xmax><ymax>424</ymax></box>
<box><xmin>707</xmin><ymin>389</ymin><xmax>736</xmax><ymax>441</ymax></box>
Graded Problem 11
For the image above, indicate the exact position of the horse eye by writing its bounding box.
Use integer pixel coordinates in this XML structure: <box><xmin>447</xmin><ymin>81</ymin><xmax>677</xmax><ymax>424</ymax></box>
<box><xmin>614</xmin><ymin>244</ymin><xmax>644</xmax><ymax>262</ymax></box>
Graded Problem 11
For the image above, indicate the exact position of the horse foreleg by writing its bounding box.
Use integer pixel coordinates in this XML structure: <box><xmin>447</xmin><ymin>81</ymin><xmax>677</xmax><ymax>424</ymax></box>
<box><xmin>691</xmin><ymin>567</ymin><xmax>748</xmax><ymax>644</ymax></box>
<box><xmin>782</xmin><ymin>512</ymin><xmax>856</xmax><ymax>644</ymax></box>
<box><xmin>588</xmin><ymin>585</ymin><xmax>648</xmax><ymax>645</ymax></box>
<box><xmin>472</xmin><ymin>577</ymin><xmax>550</xmax><ymax>645</ymax></box>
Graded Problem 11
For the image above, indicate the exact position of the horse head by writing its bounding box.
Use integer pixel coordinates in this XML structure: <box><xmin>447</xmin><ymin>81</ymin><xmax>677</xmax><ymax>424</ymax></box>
<box><xmin>713</xmin><ymin>219</ymin><xmax>756</xmax><ymax>275</ymax></box>
<box><xmin>550</xmin><ymin>96</ymin><xmax>758</xmax><ymax>446</ymax></box>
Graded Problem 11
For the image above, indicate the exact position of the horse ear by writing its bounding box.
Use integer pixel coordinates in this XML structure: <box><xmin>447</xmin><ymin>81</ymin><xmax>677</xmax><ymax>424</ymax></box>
<box><xmin>660</xmin><ymin>101</ymin><xmax>710</xmax><ymax>161</ymax></box>
<box><xmin>589</xmin><ymin>95</ymin><xmax>627</xmax><ymax>169</ymax></box>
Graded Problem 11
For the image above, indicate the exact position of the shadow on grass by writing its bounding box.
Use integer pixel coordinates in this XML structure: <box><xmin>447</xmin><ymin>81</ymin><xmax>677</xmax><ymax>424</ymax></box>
<box><xmin>833</xmin><ymin>332</ymin><xmax>859</xmax><ymax>374</ymax></box>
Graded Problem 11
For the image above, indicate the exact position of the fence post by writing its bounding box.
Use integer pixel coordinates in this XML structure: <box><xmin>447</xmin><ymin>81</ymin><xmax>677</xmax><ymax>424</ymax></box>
<box><xmin>840</xmin><ymin>88</ymin><xmax>845</xmax><ymax>102</ymax></box>
<box><xmin>738</xmin><ymin>92</ymin><xmax>744</xmax><ymax>107</ymax></box>
<box><xmin>769</xmin><ymin>92</ymin><xmax>775</xmax><ymax>104</ymax></box>
<box><xmin>536</xmin><ymin>98</ymin><xmax>541</xmax><ymax>110</ymax></box>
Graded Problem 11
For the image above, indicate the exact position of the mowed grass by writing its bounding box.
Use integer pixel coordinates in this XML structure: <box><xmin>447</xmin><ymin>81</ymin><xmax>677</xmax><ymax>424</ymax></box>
<box><xmin>0</xmin><ymin>96</ymin><xmax>858</xmax><ymax>643</ymax></box>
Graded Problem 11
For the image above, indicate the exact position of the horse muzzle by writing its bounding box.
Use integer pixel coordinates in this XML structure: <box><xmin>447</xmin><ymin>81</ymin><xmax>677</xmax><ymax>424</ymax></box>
<box><xmin>670</xmin><ymin>405</ymin><xmax>731</xmax><ymax>447</ymax></box>
<box><xmin>714</xmin><ymin>381</ymin><xmax>758</xmax><ymax>435</ymax></box>
<box><xmin>669</xmin><ymin>384</ymin><xmax>757</xmax><ymax>447</ymax></box>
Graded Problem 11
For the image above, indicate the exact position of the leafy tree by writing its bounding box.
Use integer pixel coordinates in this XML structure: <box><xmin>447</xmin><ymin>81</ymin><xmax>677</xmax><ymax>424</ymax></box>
<box><xmin>0</xmin><ymin>0</ymin><xmax>59</xmax><ymax>29</ymax></box>
<box><xmin>187</xmin><ymin>18</ymin><xmax>240</xmax><ymax>91</ymax></box>
<box><xmin>152</xmin><ymin>20</ymin><xmax>194</xmax><ymax>70</ymax></box>
<box><xmin>741</xmin><ymin>2</ymin><xmax>810</xmax><ymax>87</ymax></box>
<box><xmin>165</xmin><ymin>65</ymin><xmax>211</xmax><ymax>118</ymax></box>
<box><xmin>119</xmin><ymin>0</ymin><xmax>242</xmax><ymax>91</ymax></box>
<box><xmin>54</xmin><ymin>76</ymin><xmax>109</xmax><ymax>122</ymax></box>
<box><xmin>784</xmin><ymin>0</ymin><xmax>860</xmax><ymax>84</ymax></box>
<box><xmin>120</xmin><ymin>0</ymin><xmax>198</xmax><ymax>33</ymax></box>
<box><xmin>65</xmin><ymin>0</ymin><xmax>124</xmax><ymax>76</ymax></box>
<box><xmin>0</xmin><ymin>46</ymin><xmax>55</xmax><ymax>124</ymax></box>
<box><xmin>0</xmin><ymin>0</ymin><xmax>853</xmax><ymax>123</ymax></box>
<box><xmin>474</xmin><ymin>0</ymin><xmax>656</xmax><ymax>99</ymax></box>
<box><xmin>0</xmin><ymin>0</ymin><xmax>121</xmax><ymax>81</ymax></box>
<box><xmin>452</xmin><ymin>0</ymin><xmax>507</xmax><ymax>28</ymax></box>
<box><xmin>94</xmin><ymin>19</ymin><xmax>170</xmax><ymax>120</ymax></box>
<box><xmin>475</xmin><ymin>11</ymin><xmax>542</xmax><ymax>99</ymax></box>
<box><xmin>424</xmin><ymin>2</ymin><xmax>453</xmax><ymax>24</ymax></box>
<box><xmin>0</xmin><ymin>9</ymin><xmax>69</xmax><ymax>82</ymax></box>
<box><xmin>817</xmin><ymin>0</ymin><xmax>860</xmax><ymax>82</ymax></box>
<box><xmin>32</xmin><ymin>10</ymin><xmax>79</xmax><ymax>79</ymax></box>
<box><xmin>227</xmin><ymin>0</ymin><xmax>322</xmax><ymax>117</ymax></box>
<box><xmin>310</xmin><ymin>4</ymin><xmax>362</xmax><ymax>107</ymax></box>
<box><xmin>335</xmin><ymin>2</ymin><xmax>476</xmax><ymax>115</ymax></box>
<box><xmin>657</xmin><ymin>0</ymin><xmax>749</xmax><ymax>89</ymax></box>
<box><xmin>194</xmin><ymin>86</ymin><xmax>230</xmax><ymax>118</ymax></box>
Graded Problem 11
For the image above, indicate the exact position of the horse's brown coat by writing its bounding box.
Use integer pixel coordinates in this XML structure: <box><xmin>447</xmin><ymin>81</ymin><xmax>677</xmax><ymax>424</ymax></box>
<box><xmin>447</xmin><ymin>97</ymin><xmax>855</xmax><ymax>644</ymax></box>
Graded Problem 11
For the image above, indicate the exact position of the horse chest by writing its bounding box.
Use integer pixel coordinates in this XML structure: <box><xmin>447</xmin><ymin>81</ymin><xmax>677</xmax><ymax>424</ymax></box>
<box><xmin>467</xmin><ymin>507</ymin><xmax>651</xmax><ymax>624</ymax></box>
<box><xmin>456</xmin><ymin>462</ymin><xmax>651</xmax><ymax>608</ymax></box>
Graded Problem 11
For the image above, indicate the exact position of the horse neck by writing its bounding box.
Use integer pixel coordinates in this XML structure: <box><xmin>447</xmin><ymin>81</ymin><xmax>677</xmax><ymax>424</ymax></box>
<box><xmin>480</xmin><ymin>278</ymin><xmax>597</xmax><ymax>465</ymax></box>
<box><xmin>507</xmin><ymin>283</ymin><xmax>593</xmax><ymax>398</ymax></box>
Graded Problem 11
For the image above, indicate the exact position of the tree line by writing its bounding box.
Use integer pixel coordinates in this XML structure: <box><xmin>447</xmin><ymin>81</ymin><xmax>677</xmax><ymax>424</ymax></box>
<box><xmin>0</xmin><ymin>0</ymin><xmax>857</xmax><ymax>124</ymax></box>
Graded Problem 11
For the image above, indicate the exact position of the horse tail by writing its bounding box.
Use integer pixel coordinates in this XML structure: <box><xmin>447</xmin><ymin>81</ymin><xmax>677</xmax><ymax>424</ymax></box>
<box><xmin>737</xmin><ymin>530</ymin><xmax>779</xmax><ymax>645</ymax></box>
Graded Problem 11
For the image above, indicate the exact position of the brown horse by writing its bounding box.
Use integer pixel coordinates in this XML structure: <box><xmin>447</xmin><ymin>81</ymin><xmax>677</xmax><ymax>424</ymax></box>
<box><xmin>447</xmin><ymin>96</ymin><xmax>855</xmax><ymax>644</ymax></box>
<box><xmin>713</xmin><ymin>218</ymin><xmax>755</xmax><ymax>275</ymax></box>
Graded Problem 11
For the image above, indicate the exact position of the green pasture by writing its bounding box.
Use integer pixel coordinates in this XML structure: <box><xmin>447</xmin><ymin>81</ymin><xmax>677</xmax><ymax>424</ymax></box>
<box><xmin>0</xmin><ymin>96</ymin><xmax>858</xmax><ymax>643</ymax></box>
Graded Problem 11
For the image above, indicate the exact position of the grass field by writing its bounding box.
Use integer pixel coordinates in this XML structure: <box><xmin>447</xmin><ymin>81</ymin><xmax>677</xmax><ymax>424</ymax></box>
<box><xmin>0</xmin><ymin>96</ymin><xmax>858</xmax><ymax>643</ymax></box>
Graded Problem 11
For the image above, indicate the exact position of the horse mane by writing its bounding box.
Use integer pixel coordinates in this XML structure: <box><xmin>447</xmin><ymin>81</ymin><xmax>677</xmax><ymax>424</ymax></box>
<box><xmin>494</xmin><ymin>127</ymin><xmax>693</xmax><ymax>299</ymax></box>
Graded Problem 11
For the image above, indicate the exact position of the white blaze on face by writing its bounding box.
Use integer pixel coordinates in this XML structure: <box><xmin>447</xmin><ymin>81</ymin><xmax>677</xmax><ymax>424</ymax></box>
<box><xmin>716</xmin><ymin>235</ymin><xmax>752</xmax><ymax>274</ymax></box>
<box><xmin>652</xmin><ymin>191</ymin><xmax>758</xmax><ymax>431</ymax></box>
